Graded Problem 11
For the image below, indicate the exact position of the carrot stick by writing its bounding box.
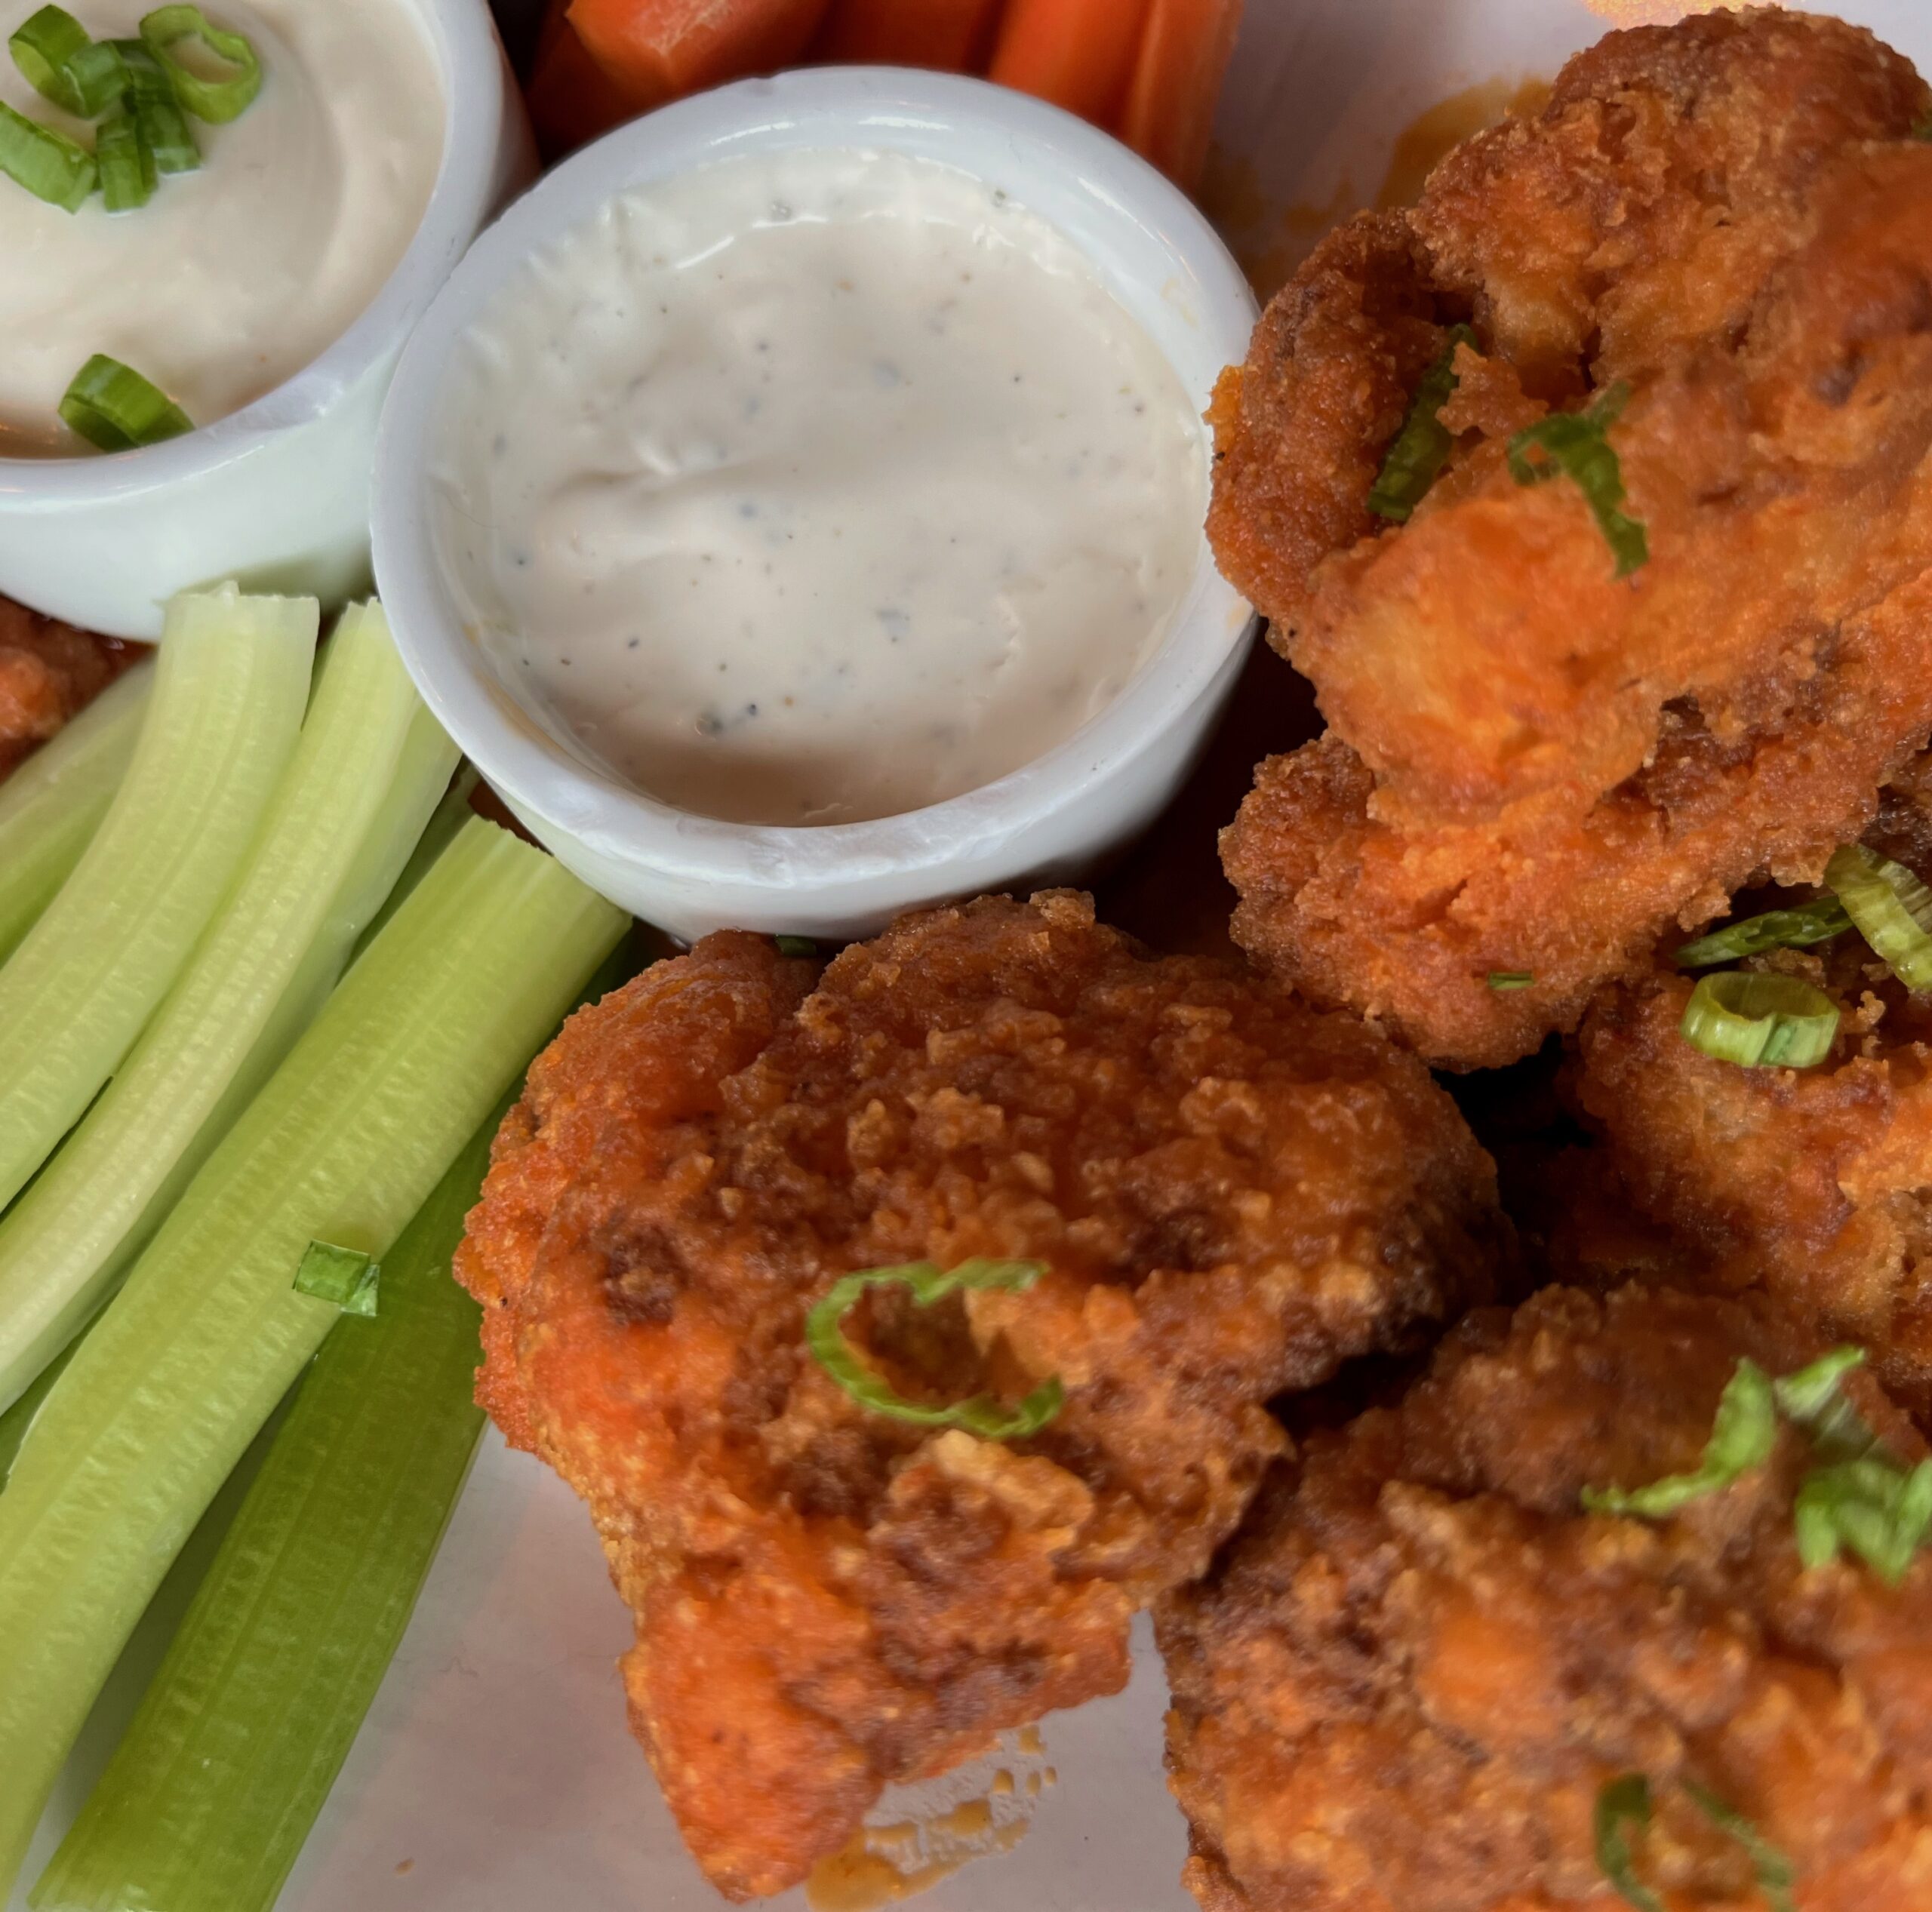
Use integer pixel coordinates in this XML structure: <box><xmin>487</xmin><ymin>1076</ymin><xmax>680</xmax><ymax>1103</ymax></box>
<box><xmin>567</xmin><ymin>0</ymin><xmax>833</xmax><ymax>100</ymax></box>
<box><xmin>1116</xmin><ymin>0</ymin><xmax>1242</xmax><ymax>192</ymax></box>
<box><xmin>988</xmin><ymin>0</ymin><xmax>1150</xmax><ymax>124</ymax></box>
<box><xmin>811</xmin><ymin>0</ymin><xmax>1004</xmax><ymax>71</ymax></box>
<box><xmin>527</xmin><ymin>0</ymin><xmax>657</xmax><ymax>159</ymax></box>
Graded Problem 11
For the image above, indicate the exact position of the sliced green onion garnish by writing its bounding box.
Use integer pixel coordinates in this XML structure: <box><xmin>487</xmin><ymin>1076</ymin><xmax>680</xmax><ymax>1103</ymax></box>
<box><xmin>291</xmin><ymin>1240</ymin><xmax>379</xmax><ymax>1316</ymax></box>
<box><xmin>1486</xmin><ymin>970</ymin><xmax>1533</xmax><ymax>990</ymax></box>
<box><xmin>94</xmin><ymin>104</ymin><xmax>153</xmax><ymax>212</ymax></box>
<box><xmin>0</xmin><ymin>100</ymin><xmax>95</xmax><ymax>211</ymax></box>
<box><xmin>113</xmin><ymin>41</ymin><xmax>198</xmax><ymax>171</ymax></box>
<box><xmin>1777</xmin><ymin>1345</ymin><xmax>1868</xmax><ymax>1415</ymax></box>
<box><xmin>66</xmin><ymin>36</ymin><xmax>123</xmax><ymax>110</ymax></box>
<box><xmin>137</xmin><ymin>91</ymin><xmax>197</xmax><ymax>171</ymax></box>
<box><xmin>0</xmin><ymin>816</ymin><xmax>626</xmax><ymax>1885</ymax></box>
<box><xmin>806</xmin><ymin>1259</ymin><xmax>1064</xmax><ymax>1440</ymax></box>
<box><xmin>1675</xmin><ymin>896</ymin><xmax>1852</xmax><ymax>968</ymax></box>
<box><xmin>1679</xmin><ymin>970</ymin><xmax>1838</xmax><ymax>1069</ymax></box>
<box><xmin>111</xmin><ymin>35</ymin><xmax>170</xmax><ymax>98</ymax></box>
<box><xmin>0</xmin><ymin>660</ymin><xmax>149</xmax><ymax>968</ymax></box>
<box><xmin>1508</xmin><ymin>381</ymin><xmax>1650</xmax><ymax>578</ymax></box>
<box><xmin>58</xmin><ymin>353</ymin><xmax>192</xmax><ymax>452</ymax></box>
<box><xmin>1583</xmin><ymin>1357</ymin><xmax>1776</xmax><ymax>1517</ymax></box>
<box><xmin>1772</xmin><ymin>1346</ymin><xmax>1875</xmax><ymax>1465</ymax></box>
<box><xmin>1794</xmin><ymin>1453</ymin><xmax>1932</xmax><ymax>1583</ymax></box>
<box><xmin>1593</xmin><ymin>1340</ymin><xmax>1932</xmax><ymax>1586</ymax></box>
<box><xmin>138</xmin><ymin>4</ymin><xmax>260</xmax><ymax>121</ymax></box>
<box><xmin>1684</xmin><ymin>1782</ymin><xmax>1798</xmax><ymax>1912</ymax></box>
<box><xmin>1594</xmin><ymin>1774</ymin><xmax>1664</xmax><ymax>1912</ymax></box>
<box><xmin>1915</xmin><ymin>110</ymin><xmax>1932</xmax><ymax>142</ymax></box>
<box><xmin>1597</xmin><ymin>1773</ymin><xmax>1801</xmax><ymax>1912</ymax></box>
<box><xmin>9</xmin><ymin>5</ymin><xmax>126</xmax><ymax>115</ymax></box>
<box><xmin>1825</xmin><ymin>842</ymin><xmax>1932</xmax><ymax>991</ymax></box>
<box><xmin>1777</xmin><ymin>1345</ymin><xmax>1932</xmax><ymax>1582</ymax></box>
<box><xmin>1367</xmin><ymin>322</ymin><xmax>1475</xmax><ymax>524</ymax></box>
<box><xmin>774</xmin><ymin>933</ymin><xmax>818</xmax><ymax>958</ymax></box>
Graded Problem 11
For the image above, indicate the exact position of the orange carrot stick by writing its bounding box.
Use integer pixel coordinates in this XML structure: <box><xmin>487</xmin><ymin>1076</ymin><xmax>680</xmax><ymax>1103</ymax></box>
<box><xmin>989</xmin><ymin>0</ymin><xmax>1151</xmax><ymax>124</ymax></box>
<box><xmin>1116</xmin><ymin>0</ymin><xmax>1242</xmax><ymax>192</ymax></box>
<box><xmin>567</xmin><ymin>0</ymin><xmax>833</xmax><ymax>101</ymax></box>
<box><xmin>811</xmin><ymin>0</ymin><xmax>1005</xmax><ymax>71</ymax></box>
<box><xmin>527</xmin><ymin>0</ymin><xmax>659</xmax><ymax>158</ymax></box>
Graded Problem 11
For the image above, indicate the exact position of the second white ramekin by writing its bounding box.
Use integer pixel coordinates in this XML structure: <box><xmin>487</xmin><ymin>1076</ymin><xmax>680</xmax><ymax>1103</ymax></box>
<box><xmin>0</xmin><ymin>0</ymin><xmax>533</xmax><ymax>641</ymax></box>
<box><xmin>372</xmin><ymin>66</ymin><xmax>1259</xmax><ymax>944</ymax></box>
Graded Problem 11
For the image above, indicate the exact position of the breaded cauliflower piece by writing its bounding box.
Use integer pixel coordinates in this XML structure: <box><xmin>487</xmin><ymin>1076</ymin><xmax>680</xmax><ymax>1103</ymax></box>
<box><xmin>1158</xmin><ymin>1283</ymin><xmax>1932</xmax><ymax>1912</ymax></box>
<box><xmin>0</xmin><ymin>596</ymin><xmax>134</xmax><ymax>782</ymax></box>
<box><xmin>1210</xmin><ymin>9</ymin><xmax>1932</xmax><ymax>1067</ymax></box>
<box><xmin>457</xmin><ymin>892</ymin><xmax>1505</xmax><ymax>1898</ymax></box>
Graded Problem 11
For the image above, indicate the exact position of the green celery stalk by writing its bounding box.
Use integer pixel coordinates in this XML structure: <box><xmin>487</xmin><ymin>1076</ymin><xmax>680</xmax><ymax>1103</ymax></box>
<box><xmin>32</xmin><ymin>941</ymin><xmax>637</xmax><ymax>1912</ymax></box>
<box><xmin>32</xmin><ymin>943</ymin><xmax>632</xmax><ymax>1912</ymax></box>
<box><xmin>0</xmin><ymin>1336</ymin><xmax>77</xmax><ymax>1492</ymax></box>
<box><xmin>0</xmin><ymin>817</ymin><xmax>626</xmax><ymax>1891</ymax></box>
<box><xmin>0</xmin><ymin>662</ymin><xmax>152</xmax><ymax>966</ymax></box>
<box><xmin>353</xmin><ymin>761</ymin><xmax>480</xmax><ymax>957</ymax></box>
<box><xmin>0</xmin><ymin>587</ymin><xmax>315</xmax><ymax>1216</ymax></box>
<box><xmin>0</xmin><ymin>604</ymin><xmax>458</xmax><ymax>1414</ymax></box>
<box><xmin>33</xmin><ymin>1104</ymin><xmax>501</xmax><ymax>1912</ymax></box>
<box><xmin>28</xmin><ymin>1386</ymin><xmax>294</xmax><ymax>1875</ymax></box>
<box><xmin>144</xmin><ymin>703</ymin><xmax>465</xmax><ymax>1250</ymax></box>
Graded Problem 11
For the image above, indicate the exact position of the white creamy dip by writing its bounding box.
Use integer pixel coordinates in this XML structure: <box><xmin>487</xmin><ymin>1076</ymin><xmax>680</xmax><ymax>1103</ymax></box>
<box><xmin>0</xmin><ymin>0</ymin><xmax>442</xmax><ymax>453</ymax></box>
<box><xmin>432</xmin><ymin>147</ymin><xmax>1206</xmax><ymax>828</ymax></box>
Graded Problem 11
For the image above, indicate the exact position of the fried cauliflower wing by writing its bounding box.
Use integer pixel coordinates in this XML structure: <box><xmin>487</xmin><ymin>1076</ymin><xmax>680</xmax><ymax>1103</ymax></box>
<box><xmin>1210</xmin><ymin>8</ymin><xmax>1932</xmax><ymax>1068</ymax></box>
<box><xmin>0</xmin><ymin>597</ymin><xmax>134</xmax><ymax>782</ymax></box>
<box><xmin>455</xmin><ymin>892</ymin><xmax>1505</xmax><ymax>1898</ymax></box>
<box><xmin>1158</xmin><ymin>1282</ymin><xmax>1932</xmax><ymax>1912</ymax></box>
<box><xmin>1567</xmin><ymin>790</ymin><xmax>1932</xmax><ymax>1414</ymax></box>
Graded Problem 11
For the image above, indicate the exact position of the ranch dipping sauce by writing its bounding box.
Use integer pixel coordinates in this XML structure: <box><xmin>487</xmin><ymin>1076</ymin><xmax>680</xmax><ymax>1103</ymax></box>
<box><xmin>0</xmin><ymin>0</ymin><xmax>442</xmax><ymax>453</ymax></box>
<box><xmin>432</xmin><ymin>147</ymin><xmax>1206</xmax><ymax>827</ymax></box>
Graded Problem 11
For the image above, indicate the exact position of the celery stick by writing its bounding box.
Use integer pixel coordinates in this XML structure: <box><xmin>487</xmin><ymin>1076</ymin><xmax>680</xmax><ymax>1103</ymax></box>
<box><xmin>0</xmin><ymin>662</ymin><xmax>151</xmax><ymax>966</ymax></box>
<box><xmin>0</xmin><ymin>604</ymin><xmax>457</xmax><ymax>1414</ymax></box>
<box><xmin>0</xmin><ymin>587</ymin><xmax>315</xmax><ymax>1216</ymax></box>
<box><xmin>0</xmin><ymin>1337</ymin><xmax>76</xmax><ymax>1492</ymax></box>
<box><xmin>354</xmin><ymin>761</ymin><xmax>479</xmax><ymax>957</ymax></box>
<box><xmin>33</xmin><ymin>1107</ymin><xmax>500</xmax><ymax>1912</ymax></box>
<box><xmin>33</xmin><ymin>1389</ymin><xmax>294</xmax><ymax>1867</ymax></box>
<box><xmin>0</xmin><ymin>818</ymin><xmax>626</xmax><ymax>1890</ymax></box>
<box><xmin>42</xmin><ymin>702</ymin><xmax>466</xmax><ymax>1421</ymax></box>
<box><xmin>33</xmin><ymin>943</ymin><xmax>637</xmax><ymax>1912</ymax></box>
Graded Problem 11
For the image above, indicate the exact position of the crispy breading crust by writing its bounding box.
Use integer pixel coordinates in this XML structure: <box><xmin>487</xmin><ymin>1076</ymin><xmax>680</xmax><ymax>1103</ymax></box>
<box><xmin>1512</xmin><ymin>762</ymin><xmax>1932</xmax><ymax>1412</ymax></box>
<box><xmin>0</xmin><ymin>597</ymin><xmax>134</xmax><ymax>783</ymax></box>
<box><xmin>456</xmin><ymin>893</ymin><xmax>1506</xmax><ymax>1898</ymax></box>
<box><xmin>1158</xmin><ymin>1283</ymin><xmax>1932</xmax><ymax>1912</ymax></box>
<box><xmin>1203</xmin><ymin>214</ymin><xmax>1444</xmax><ymax>626</ymax></box>
<box><xmin>1415</xmin><ymin>7</ymin><xmax>1931</xmax><ymax>394</ymax></box>
<box><xmin>1567</xmin><ymin>943</ymin><xmax>1932</xmax><ymax>1416</ymax></box>
<box><xmin>1227</xmin><ymin>559</ymin><xmax>1932</xmax><ymax>1067</ymax></box>
<box><xmin>1209</xmin><ymin>9</ymin><xmax>1932</xmax><ymax>1068</ymax></box>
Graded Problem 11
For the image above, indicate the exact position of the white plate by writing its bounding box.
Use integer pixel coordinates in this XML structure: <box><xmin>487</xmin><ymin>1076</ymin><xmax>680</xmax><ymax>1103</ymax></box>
<box><xmin>275</xmin><ymin>1438</ymin><xmax>1187</xmax><ymax>1912</ymax></box>
<box><xmin>16</xmin><ymin>2</ymin><xmax>1932</xmax><ymax>1907</ymax></box>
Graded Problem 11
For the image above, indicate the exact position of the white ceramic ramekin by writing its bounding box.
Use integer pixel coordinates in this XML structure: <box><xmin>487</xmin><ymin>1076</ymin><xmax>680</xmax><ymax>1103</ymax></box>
<box><xmin>373</xmin><ymin>66</ymin><xmax>1258</xmax><ymax>945</ymax></box>
<box><xmin>0</xmin><ymin>0</ymin><xmax>533</xmax><ymax>641</ymax></box>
